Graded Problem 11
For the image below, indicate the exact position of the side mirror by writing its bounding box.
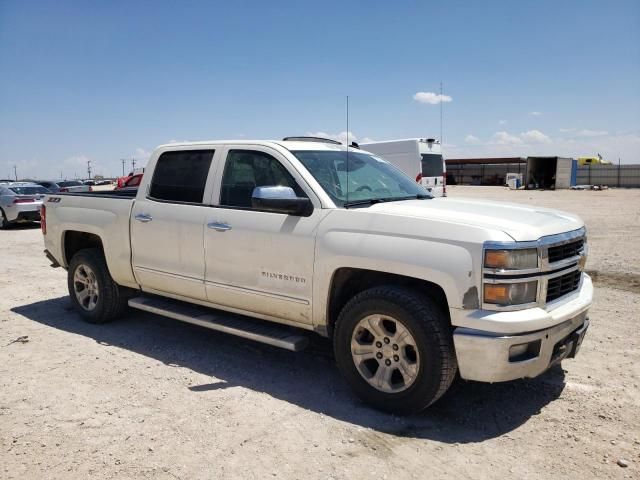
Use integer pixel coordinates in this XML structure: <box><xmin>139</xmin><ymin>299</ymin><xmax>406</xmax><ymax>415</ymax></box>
<box><xmin>251</xmin><ymin>186</ymin><xmax>313</xmax><ymax>216</ymax></box>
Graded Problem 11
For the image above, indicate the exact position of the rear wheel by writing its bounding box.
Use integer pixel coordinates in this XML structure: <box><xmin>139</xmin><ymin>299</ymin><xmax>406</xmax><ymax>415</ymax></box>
<box><xmin>67</xmin><ymin>248</ymin><xmax>129</xmax><ymax>324</ymax></box>
<box><xmin>0</xmin><ymin>209</ymin><xmax>9</xmax><ymax>229</ymax></box>
<box><xmin>334</xmin><ymin>286</ymin><xmax>457</xmax><ymax>414</ymax></box>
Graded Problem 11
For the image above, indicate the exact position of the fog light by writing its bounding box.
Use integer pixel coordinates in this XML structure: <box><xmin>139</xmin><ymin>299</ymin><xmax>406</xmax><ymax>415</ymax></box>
<box><xmin>509</xmin><ymin>340</ymin><xmax>541</xmax><ymax>362</ymax></box>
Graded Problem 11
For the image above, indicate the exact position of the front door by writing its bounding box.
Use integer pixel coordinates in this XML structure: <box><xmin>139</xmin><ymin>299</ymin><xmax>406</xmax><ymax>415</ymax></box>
<box><xmin>204</xmin><ymin>146</ymin><xmax>325</xmax><ymax>325</ymax></box>
<box><xmin>131</xmin><ymin>149</ymin><xmax>217</xmax><ymax>300</ymax></box>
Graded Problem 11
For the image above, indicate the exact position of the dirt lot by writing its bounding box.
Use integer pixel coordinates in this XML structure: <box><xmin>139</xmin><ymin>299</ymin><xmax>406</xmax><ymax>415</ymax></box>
<box><xmin>1</xmin><ymin>186</ymin><xmax>639</xmax><ymax>479</ymax></box>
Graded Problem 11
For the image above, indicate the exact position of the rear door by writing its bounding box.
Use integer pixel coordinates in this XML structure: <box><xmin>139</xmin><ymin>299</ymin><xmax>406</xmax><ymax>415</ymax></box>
<box><xmin>131</xmin><ymin>149</ymin><xmax>219</xmax><ymax>300</ymax></box>
<box><xmin>420</xmin><ymin>153</ymin><xmax>445</xmax><ymax>197</ymax></box>
<box><xmin>203</xmin><ymin>145</ymin><xmax>325</xmax><ymax>325</ymax></box>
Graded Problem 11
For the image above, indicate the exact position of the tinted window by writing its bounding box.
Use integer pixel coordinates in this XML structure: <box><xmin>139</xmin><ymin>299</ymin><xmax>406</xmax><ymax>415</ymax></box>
<box><xmin>59</xmin><ymin>181</ymin><xmax>83</xmax><ymax>187</ymax></box>
<box><xmin>126</xmin><ymin>175</ymin><xmax>142</xmax><ymax>187</ymax></box>
<box><xmin>421</xmin><ymin>154</ymin><xmax>444</xmax><ymax>177</ymax></box>
<box><xmin>149</xmin><ymin>150</ymin><xmax>214</xmax><ymax>203</ymax></box>
<box><xmin>220</xmin><ymin>150</ymin><xmax>304</xmax><ymax>208</ymax></box>
<box><xmin>9</xmin><ymin>186</ymin><xmax>49</xmax><ymax>195</ymax></box>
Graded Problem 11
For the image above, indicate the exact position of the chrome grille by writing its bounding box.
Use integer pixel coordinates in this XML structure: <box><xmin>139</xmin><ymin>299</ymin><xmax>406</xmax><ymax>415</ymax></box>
<box><xmin>546</xmin><ymin>269</ymin><xmax>581</xmax><ymax>302</ymax></box>
<box><xmin>548</xmin><ymin>238</ymin><xmax>584</xmax><ymax>263</ymax></box>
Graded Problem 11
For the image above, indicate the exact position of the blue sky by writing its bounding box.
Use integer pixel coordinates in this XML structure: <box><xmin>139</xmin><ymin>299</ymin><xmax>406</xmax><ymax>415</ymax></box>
<box><xmin>1</xmin><ymin>0</ymin><xmax>639</xmax><ymax>179</ymax></box>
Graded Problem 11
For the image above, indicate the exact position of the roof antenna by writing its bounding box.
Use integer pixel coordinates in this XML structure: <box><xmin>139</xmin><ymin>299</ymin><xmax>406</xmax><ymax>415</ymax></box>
<box><xmin>346</xmin><ymin>95</ymin><xmax>350</xmax><ymax>206</ymax></box>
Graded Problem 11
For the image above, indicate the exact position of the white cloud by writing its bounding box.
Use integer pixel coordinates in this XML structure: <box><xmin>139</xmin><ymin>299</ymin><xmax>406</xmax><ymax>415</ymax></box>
<box><xmin>464</xmin><ymin>134</ymin><xmax>481</xmax><ymax>145</ymax></box>
<box><xmin>560</xmin><ymin>129</ymin><xmax>609</xmax><ymax>137</ymax></box>
<box><xmin>520</xmin><ymin>129</ymin><xmax>551</xmax><ymax>144</ymax></box>
<box><xmin>491</xmin><ymin>131</ymin><xmax>523</xmax><ymax>145</ymax></box>
<box><xmin>498</xmin><ymin>120</ymin><xmax>507</xmax><ymax>125</ymax></box>
<box><xmin>529</xmin><ymin>111</ymin><xmax>543</xmax><ymax>116</ymax></box>
<box><xmin>578</xmin><ymin>129</ymin><xmax>609</xmax><ymax>137</ymax></box>
<box><xmin>413</xmin><ymin>92</ymin><xmax>452</xmax><ymax>105</ymax></box>
<box><xmin>134</xmin><ymin>147</ymin><xmax>151</xmax><ymax>160</ymax></box>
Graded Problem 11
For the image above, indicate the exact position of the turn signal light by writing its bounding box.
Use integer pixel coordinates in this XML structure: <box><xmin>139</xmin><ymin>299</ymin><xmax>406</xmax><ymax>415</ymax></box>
<box><xmin>484</xmin><ymin>281</ymin><xmax>538</xmax><ymax>306</ymax></box>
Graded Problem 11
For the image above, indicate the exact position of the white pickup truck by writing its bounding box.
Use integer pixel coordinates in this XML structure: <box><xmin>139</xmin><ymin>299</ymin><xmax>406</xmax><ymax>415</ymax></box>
<box><xmin>41</xmin><ymin>138</ymin><xmax>592</xmax><ymax>414</ymax></box>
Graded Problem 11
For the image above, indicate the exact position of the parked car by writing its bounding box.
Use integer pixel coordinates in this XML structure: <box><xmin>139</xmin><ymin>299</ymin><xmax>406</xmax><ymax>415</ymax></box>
<box><xmin>0</xmin><ymin>182</ymin><xmax>48</xmax><ymax>228</ymax></box>
<box><xmin>114</xmin><ymin>173</ymin><xmax>143</xmax><ymax>192</ymax></box>
<box><xmin>41</xmin><ymin>138</ymin><xmax>592</xmax><ymax>414</ymax></box>
<box><xmin>36</xmin><ymin>180</ymin><xmax>91</xmax><ymax>193</ymax></box>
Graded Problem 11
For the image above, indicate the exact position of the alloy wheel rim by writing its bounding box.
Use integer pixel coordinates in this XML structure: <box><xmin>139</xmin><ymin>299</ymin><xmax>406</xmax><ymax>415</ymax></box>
<box><xmin>350</xmin><ymin>314</ymin><xmax>420</xmax><ymax>393</ymax></box>
<box><xmin>73</xmin><ymin>264</ymin><xmax>99</xmax><ymax>311</ymax></box>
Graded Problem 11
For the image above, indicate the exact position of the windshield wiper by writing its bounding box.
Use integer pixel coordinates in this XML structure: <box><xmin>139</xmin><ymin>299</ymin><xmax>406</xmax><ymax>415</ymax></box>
<box><xmin>343</xmin><ymin>194</ymin><xmax>431</xmax><ymax>208</ymax></box>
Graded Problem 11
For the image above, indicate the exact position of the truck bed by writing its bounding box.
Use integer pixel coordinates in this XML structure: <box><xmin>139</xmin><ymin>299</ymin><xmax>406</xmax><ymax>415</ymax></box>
<box><xmin>57</xmin><ymin>189</ymin><xmax>138</xmax><ymax>199</ymax></box>
<box><xmin>43</xmin><ymin>189</ymin><xmax>138</xmax><ymax>288</ymax></box>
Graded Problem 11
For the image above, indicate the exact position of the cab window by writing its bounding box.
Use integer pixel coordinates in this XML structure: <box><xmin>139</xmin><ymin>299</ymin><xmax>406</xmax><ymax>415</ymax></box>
<box><xmin>149</xmin><ymin>150</ymin><xmax>214</xmax><ymax>203</ymax></box>
<box><xmin>220</xmin><ymin>150</ymin><xmax>305</xmax><ymax>208</ymax></box>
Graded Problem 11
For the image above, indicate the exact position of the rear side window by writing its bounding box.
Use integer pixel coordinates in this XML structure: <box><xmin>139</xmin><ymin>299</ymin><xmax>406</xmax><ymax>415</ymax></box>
<box><xmin>421</xmin><ymin>154</ymin><xmax>444</xmax><ymax>177</ymax></box>
<box><xmin>149</xmin><ymin>150</ymin><xmax>214</xmax><ymax>203</ymax></box>
<box><xmin>9</xmin><ymin>186</ymin><xmax>49</xmax><ymax>195</ymax></box>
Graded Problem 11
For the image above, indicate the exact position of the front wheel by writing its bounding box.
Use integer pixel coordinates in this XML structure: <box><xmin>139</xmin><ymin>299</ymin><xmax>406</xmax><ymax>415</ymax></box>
<box><xmin>67</xmin><ymin>248</ymin><xmax>129</xmax><ymax>324</ymax></box>
<box><xmin>334</xmin><ymin>286</ymin><xmax>457</xmax><ymax>414</ymax></box>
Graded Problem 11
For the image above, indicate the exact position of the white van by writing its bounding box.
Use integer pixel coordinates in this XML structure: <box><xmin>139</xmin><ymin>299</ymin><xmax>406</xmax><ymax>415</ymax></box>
<box><xmin>360</xmin><ymin>138</ymin><xmax>446</xmax><ymax>197</ymax></box>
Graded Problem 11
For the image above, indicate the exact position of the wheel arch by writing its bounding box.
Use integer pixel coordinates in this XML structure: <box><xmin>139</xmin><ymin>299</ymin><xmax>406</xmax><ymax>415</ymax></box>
<box><xmin>63</xmin><ymin>230</ymin><xmax>104</xmax><ymax>266</ymax></box>
<box><xmin>325</xmin><ymin>267</ymin><xmax>450</xmax><ymax>337</ymax></box>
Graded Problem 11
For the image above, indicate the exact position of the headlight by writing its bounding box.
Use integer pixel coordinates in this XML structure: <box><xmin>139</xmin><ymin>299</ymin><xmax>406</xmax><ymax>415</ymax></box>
<box><xmin>484</xmin><ymin>248</ymin><xmax>538</xmax><ymax>270</ymax></box>
<box><xmin>484</xmin><ymin>281</ymin><xmax>538</xmax><ymax>306</ymax></box>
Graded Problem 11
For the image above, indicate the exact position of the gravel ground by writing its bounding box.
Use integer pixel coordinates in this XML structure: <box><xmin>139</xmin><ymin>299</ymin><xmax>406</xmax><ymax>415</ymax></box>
<box><xmin>1</xmin><ymin>186</ymin><xmax>639</xmax><ymax>479</ymax></box>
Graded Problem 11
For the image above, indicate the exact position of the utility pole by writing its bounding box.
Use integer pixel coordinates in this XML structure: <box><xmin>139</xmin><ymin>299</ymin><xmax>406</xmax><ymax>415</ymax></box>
<box><xmin>121</xmin><ymin>159</ymin><xmax>126</xmax><ymax>176</ymax></box>
<box><xmin>440</xmin><ymin>81</ymin><xmax>444</xmax><ymax>146</ymax></box>
<box><xmin>87</xmin><ymin>160</ymin><xmax>92</xmax><ymax>180</ymax></box>
<box><xmin>618</xmin><ymin>157</ymin><xmax>621</xmax><ymax>188</ymax></box>
<box><xmin>131</xmin><ymin>156</ymin><xmax>136</xmax><ymax>172</ymax></box>
<box><xmin>13</xmin><ymin>165</ymin><xmax>17</xmax><ymax>181</ymax></box>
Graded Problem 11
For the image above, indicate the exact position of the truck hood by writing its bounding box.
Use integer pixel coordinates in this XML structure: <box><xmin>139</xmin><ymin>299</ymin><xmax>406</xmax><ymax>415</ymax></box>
<box><xmin>367</xmin><ymin>197</ymin><xmax>584</xmax><ymax>241</ymax></box>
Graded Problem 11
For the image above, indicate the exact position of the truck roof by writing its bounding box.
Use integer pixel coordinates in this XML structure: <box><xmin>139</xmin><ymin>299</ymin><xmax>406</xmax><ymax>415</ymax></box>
<box><xmin>158</xmin><ymin>139</ymin><xmax>354</xmax><ymax>153</ymax></box>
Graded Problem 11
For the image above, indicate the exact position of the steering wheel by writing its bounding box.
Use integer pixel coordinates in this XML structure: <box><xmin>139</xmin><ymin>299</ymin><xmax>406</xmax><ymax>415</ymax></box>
<box><xmin>355</xmin><ymin>185</ymin><xmax>372</xmax><ymax>192</ymax></box>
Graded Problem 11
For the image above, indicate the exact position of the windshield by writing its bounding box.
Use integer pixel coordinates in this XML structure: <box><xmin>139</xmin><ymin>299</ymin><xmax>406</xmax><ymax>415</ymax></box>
<box><xmin>9</xmin><ymin>186</ymin><xmax>49</xmax><ymax>195</ymax></box>
<box><xmin>293</xmin><ymin>150</ymin><xmax>430</xmax><ymax>207</ymax></box>
<box><xmin>59</xmin><ymin>181</ymin><xmax>82</xmax><ymax>187</ymax></box>
<box><xmin>421</xmin><ymin>154</ymin><xmax>444</xmax><ymax>177</ymax></box>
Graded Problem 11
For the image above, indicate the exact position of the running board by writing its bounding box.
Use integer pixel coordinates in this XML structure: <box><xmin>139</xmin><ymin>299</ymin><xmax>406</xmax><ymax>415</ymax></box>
<box><xmin>128</xmin><ymin>296</ymin><xmax>309</xmax><ymax>352</ymax></box>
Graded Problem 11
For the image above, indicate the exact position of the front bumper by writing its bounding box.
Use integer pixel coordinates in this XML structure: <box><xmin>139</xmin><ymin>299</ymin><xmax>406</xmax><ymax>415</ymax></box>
<box><xmin>452</xmin><ymin>274</ymin><xmax>592</xmax><ymax>383</ymax></box>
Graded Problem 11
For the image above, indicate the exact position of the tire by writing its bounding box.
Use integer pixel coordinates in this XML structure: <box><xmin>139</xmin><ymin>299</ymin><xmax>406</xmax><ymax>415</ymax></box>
<box><xmin>0</xmin><ymin>209</ymin><xmax>9</xmax><ymax>229</ymax></box>
<box><xmin>67</xmin><ymin>248</ymin><xmax>129</xmax><ymax>324</ymax></box>
<box><xmin>333</xmin><ymin>286</ymin><xmax>457</xmax><ymax>415</ymax></box>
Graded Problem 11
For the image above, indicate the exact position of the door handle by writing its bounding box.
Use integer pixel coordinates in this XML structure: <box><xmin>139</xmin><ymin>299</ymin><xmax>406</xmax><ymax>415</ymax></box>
<box><xmin>135</xmin><ymin>213</ymin><xmax>153</xmax><ymax>223</ymax></box>
<box><xmin>207</xmin><ymin>221</ymin><xmax>231</xmax><ymax>232</ymax></box>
